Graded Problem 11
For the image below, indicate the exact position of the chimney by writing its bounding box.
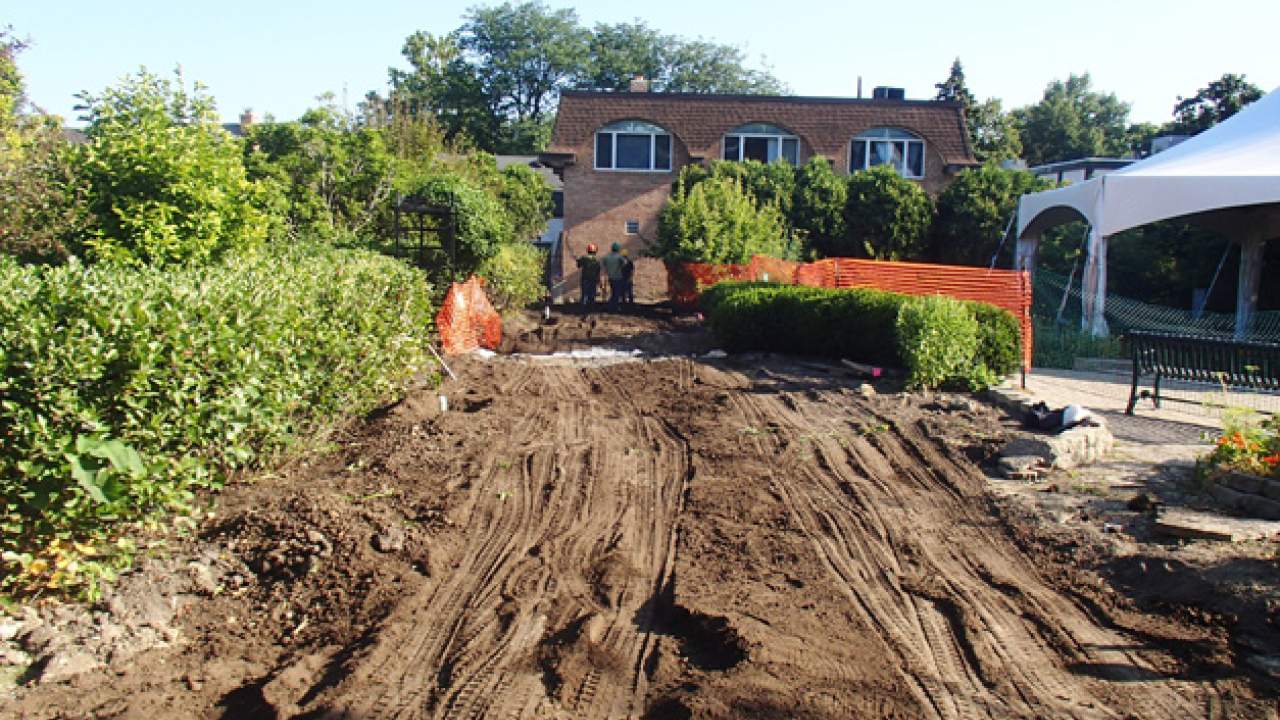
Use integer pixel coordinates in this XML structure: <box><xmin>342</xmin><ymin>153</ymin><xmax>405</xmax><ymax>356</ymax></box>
<box><xmin>628</xmin><ymin>75</ymin><xmax>650</xmax><ymax>93</ymax></box>
<box><xmin>240</xmin><ymin>109</ymin><xmax>256</xmax><ymax>127</ymax></box>
<box><xmin>857</xmin><ymin>76</ymin><xmax>863</xmax><ymax>99</ymax></box>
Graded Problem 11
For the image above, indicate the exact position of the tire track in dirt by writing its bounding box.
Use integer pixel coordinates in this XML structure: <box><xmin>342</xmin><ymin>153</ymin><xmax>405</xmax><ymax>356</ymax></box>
<box><xmin>311</xmin><ymin>360</ymin><xmax>692</xmax><ymax>719</ymax></box>
<box><xmin>719</xmin><ymin>375</ymin><xmax>1224</xmax><ymax>719</ymax></box>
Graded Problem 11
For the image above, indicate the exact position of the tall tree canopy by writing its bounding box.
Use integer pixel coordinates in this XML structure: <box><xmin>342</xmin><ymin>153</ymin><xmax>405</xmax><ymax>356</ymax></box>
<box><xmin>1013</xmin><ymin>73</ymin><xmax>1131</xmax><ymax>166</ymax></box>
<box><xmin>383</xmin><ymin>6</ymin><xmax>785</xmax><ymax>154</ymax></box>
<box><xmin>933</xmin><ymin>58</ymin><xmax>1020</xmax><ymax>162</ymax></box>
<box><xmin>1169</xmin><ymin>73</ymin><xmax>1263</xmax><ymax>135</ymax></box>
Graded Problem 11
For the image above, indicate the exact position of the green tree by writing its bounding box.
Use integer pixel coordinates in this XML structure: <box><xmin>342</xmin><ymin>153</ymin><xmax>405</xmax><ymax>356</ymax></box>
<box><xmin>791</xmin><ymin>157</ymin><xmax>846</xmax><ymax>253</ymax></box>
<box><xmin>928</xmin><ymin>164</ymin><xmax>1050</xmax><ymax>266</ymax></box>
<box><xmin>934</xmin><ymin>57</ymin><xmax>975</xmax><ymax>108</ymax></box>
<box><xmin>840</xmin><ymin>165</ymin><xmax>933</xmax><ymax>260</ymax></box>
<box><xmin>245</xmin><ymin>98</ymin><xmax>396</xmax><ymax>241</ymax></box>
<box><xmin>968</xmin><ymin>98</ymin><xmax>1022</xmax><ymax>162</ymax></box>
<box><xmin>655</xmin><ymin>172</ymin><xmax>787</xmax><ymax>263</ymax></box>
<box><xmin>0</xmin><ymin>29</ymin><xmax>93</xmax><ymax>263</ymax></box>
<box><xmin>499</xmin><ymin>163</ymin><xmax>553</xmax><ymax>240</ymax></box>
<box><xmin>583</xmin><ymin>21</ymin><xmax>667</xmax><ymax>91</ymax></box>
<box><xmin>74</xmin><ymin>70</ymin><xmax>275</xmax><ymax>266</ymax></box>
<box><xmin>385</xmin><ymin>31</ymin><xmax>497</xmax><ymax>148</ymax></box>
<box><xmin>663</xmin><ymin>39</ymin><xmax>786</xmax><ymax>94</ymax></box>
<box><xmin>458</xmin><ymin>1</ymin><xmax>587</xmax><ymax>130</ymax></box>
<box><xmin>1014</xmin><ymin>73</ymin><xmax>1131</xmax><ymax>166</ymax></box>
<box><xmin>1170</xmin><ymin>73</ymin><xmax>1263</xmax><ymax>135</ymax></box>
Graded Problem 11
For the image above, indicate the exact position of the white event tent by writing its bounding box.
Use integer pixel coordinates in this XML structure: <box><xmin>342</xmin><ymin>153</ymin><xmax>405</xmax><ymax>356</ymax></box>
<box><xmin>1016</xmin><ymin>87</ymin><xmax>1280</xmax><ymax>337</ymax></box>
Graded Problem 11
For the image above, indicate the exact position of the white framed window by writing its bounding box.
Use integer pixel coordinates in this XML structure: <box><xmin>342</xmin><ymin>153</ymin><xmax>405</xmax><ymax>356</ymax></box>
<box><xmin>625</xmin><ymin>220</ymin><xmax>640</xmax><ymax>234</ymax></box>
<box><xmin>595</xmin><ymin>120</ymin><xmax>672</xmax><ymax>172</ymax></box>
<box><xmin>722</xmin><ymin>123</ymin><xmax>800</xmax><ymax>166</ymax></box>
<box><xmin>850</xmin><ymin>127</ymin><xmax>925</xmax><ymax>178</ymax></box>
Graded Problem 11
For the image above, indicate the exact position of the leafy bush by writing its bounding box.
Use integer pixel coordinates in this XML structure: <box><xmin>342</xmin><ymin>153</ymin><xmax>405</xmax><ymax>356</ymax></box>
<box><xmin>0</xmin><ymin>243</ymin><xmax>434</xmax><ymax>596</ymax></box>
<box><xmin>896</xmin><ymin>295</ymin><xmax>988</xmax><ymax>390</ymax></box>
<box><xmin>701</xmin><ymin>282</ymin><xmax>1019</xmax><ymax>389</ymax></box>
<box><xmin>928</xmin><ymin>164</ymin><xmax>1050</xmax><ymax>266</ymax></box>
<box><xmin>74</xmin><ymin>70</ymin><xmax>277</xmax><ymax>266</ymax></box>
<box><xmin>407</xmin><ymin>171</ymin><xmax>514</xmax><ymax>279</ymax></box>
<box><xmin>479</xmin><ymin>241</ymin><xmax>547</xmax><ymax>312</ymax></box>
<box><xmin>0</xmin><ymin>114</ymin><xmax>93</xmax><ymax>263</ymax></box>
<box><xmin>655</xmin><ymin>173</ymin><xmax>788</xmax><ymax>263</ymax></box>
<box><xmin>791</xmin><ymin>156</ymin><xmax>846</xmax><ymax>253</ymax></box>
<box><xmin>499</xmin><ymin>163</ymin><xmax>554</xmax><ymax>241</ymax></box>
<box><xmin>841</xmin><ymin>165</ymin><xmax>933</xmax><ymax>260</ymax></box>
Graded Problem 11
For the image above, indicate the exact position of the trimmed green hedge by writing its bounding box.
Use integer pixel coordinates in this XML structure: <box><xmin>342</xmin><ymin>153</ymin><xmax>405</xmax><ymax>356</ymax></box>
<box><xmin>701</xmin><ymin>282</ymin><xmax>1021</xmax><ymax>389</ymax></box>
<box><xmin>0</xmin><ymin>244</ymin><xmax>434</xmax><ymax>595</ymax></box>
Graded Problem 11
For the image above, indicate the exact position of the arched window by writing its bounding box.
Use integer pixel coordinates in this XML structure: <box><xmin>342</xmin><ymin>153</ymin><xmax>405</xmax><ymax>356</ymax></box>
<box><xmin>851</xmin><ymin>128</ymin><xmax>925</xmax><ymax>178</ymax></box>
<box><xmin>723</xmin><ymin>123</ymin><xmax>800</xmax><ymax>166</ymax></box>
<box><xmin>595</xmin><ymin>120</ymin><xmax>672</xmax><ymax>171</ymax></box>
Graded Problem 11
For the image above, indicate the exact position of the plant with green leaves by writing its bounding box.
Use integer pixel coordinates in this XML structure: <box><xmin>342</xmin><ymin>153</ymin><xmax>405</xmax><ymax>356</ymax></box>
<box><xmin>478</xmin><ymin>241</ymin><xmax>546</xmax><ymax>312</ymax></box>
<box><xmin>0</xmin><ymin>243</ymin><xmax>434</xmax><ymax>597</ymax></box>
<box><xmin>928</xmin><ymin>164</ymin><xmax>1051</xmax><ymax>266</ymax></box>
<box><xmin>791</xmin><ymin>157</ymin><xmax>846</xmax><ymax>253</ymax></box>
<box><xmin>74</xmin><ymin>69</ymin><xmax>277</xmax><ymax>266</ymax></box>
<box><xmin>896</xmin><ymin>295</ymin><xmax>988</xmax><ymax>390</ymax></box>
<box><xmin>655</xmin><ymin>172</ymin><xmax>788</xmax><ymax>264</ymax></box>
<box><xmin>841</xmin><ymin>165</ymin><xmax>933</xmax><ymax>260</ymax></box>
<box><xmin>499</xmin><ymin>163</ymin><xmax>554</xmax><ymax>240</ymax></box>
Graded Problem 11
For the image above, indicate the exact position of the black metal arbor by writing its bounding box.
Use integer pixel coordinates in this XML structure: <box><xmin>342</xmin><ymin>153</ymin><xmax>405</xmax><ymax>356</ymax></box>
<box><xmin>390</xmin><ymin>194</ymin><xmax>456</xmax><ymax>269</ymax></box>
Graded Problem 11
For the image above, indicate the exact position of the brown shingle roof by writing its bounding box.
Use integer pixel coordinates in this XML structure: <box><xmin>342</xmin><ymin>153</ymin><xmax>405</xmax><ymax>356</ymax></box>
<box><xmin>547</xmin><ymin>90</ymin><xmax>976</xmax><ymax>166</ymax></box>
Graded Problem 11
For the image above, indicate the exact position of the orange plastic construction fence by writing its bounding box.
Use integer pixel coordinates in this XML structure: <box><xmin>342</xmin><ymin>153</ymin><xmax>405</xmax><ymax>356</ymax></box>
<box><xmin>671</xmin><ymin>255</ymin><xmax>1033</xmax><ymax>374</ymax></box>
<box><xmin>437</xmin><ymin>275</ymin><xmax>503</xmax><ymax>354</ymax></box>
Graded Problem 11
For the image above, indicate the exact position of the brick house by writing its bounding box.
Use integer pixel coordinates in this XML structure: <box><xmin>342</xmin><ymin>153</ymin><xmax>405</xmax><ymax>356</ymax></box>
<box><xmin>539</xmin><ymin>83</ymin><xmax>978</xmax><ymax>301</ymax></box>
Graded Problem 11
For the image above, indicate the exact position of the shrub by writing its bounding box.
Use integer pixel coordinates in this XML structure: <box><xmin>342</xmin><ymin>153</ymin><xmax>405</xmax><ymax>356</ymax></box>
<box><xmin>0</xmin><ymin>114</ymin><xmax>93</xmax><ymax>263</ymax></box>
<box><xmin>792</xmin><ymin>156</ymin><xmax>846</xmax><ymax>253</ymax></box>
<box><xmin>74</xmin><ymin>69</ymin><xmax>277</xmax><ymax>266</ymax></box>
<box><xmin>0</xmin><ymin>243</ymin><xmax>434</xmax><ymax>597</ymax></box>
<box><xmin>896</xmin><ymin>295</ymin><xmax>988</xmax><ymax>390</ymax></box>
<box><xmin>407</xmin><ymin>171</ymin><xmax>514</xmax><ymax>279</ymax></box>
<box><xmin>499</xmin><ymin>163</ymin><xmax>554</xmax><ymax>241</ymax></box>
<box><xmin>655</xmin><ymin>174</ymin><xmax>787</xmax><ymax>263</ymax></box>
<box><xmin>479</xmin><ymin>241</ymin><xmax>547</xmax><ymax>312</ymax></box>
<box><xmin>701</xmin><ymin>282</ymin><xmax>1019</xmax><ymax>389</ymax></box>
<box><xmin>840</xmin><ymin>165</ymin><xmax>933</xmax><ymax>260</ymax></box>
<box><xmin>928</xmin><ymin>164</ymin><xmax>1049</xmax><ymax>266</ymax></box>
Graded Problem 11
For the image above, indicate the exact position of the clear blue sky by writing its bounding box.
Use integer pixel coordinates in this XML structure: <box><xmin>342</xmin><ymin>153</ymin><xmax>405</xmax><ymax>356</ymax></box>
<box><xmin>9</xmin><ymin>0</ymin><xmax>1278</xmax><ymax>127</ymax></box>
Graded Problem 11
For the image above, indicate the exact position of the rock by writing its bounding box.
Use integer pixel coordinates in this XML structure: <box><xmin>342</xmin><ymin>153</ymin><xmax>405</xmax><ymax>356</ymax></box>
<box><xmin>858</xmin><ymin>383</ymin><xmax>876</xmax><ymax>398</ymax></box>
<box><xmin>188</xmin><ymin>562</ymin><xmax>218</xmax><ymax>595</ymax></box>
<box><xmin>0</xmin><ymin>620</ymin><xmax>19</xmax><ymax>642</ymax></box>
<box><xmin>373</xmin><ymin>527</ymin><xmax>406</xmax><ymax>553</ymax></box>
<box><xmin>38</xmin><ymin>650</ymin><xmax>102</xmax><ymax>683</ymax></box>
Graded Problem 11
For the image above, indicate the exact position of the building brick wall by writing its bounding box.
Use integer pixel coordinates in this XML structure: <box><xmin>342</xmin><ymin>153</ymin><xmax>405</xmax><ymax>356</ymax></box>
<box><xmin>546</xmin><ymin>91</ymin><xmax>977</xmax><ymax>301</ymax></box>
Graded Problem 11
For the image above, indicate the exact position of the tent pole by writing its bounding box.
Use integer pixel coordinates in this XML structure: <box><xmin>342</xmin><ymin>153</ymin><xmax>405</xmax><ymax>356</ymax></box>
<box><xmin>1235</xmin><ymin>237</ymin><xmax>1268</xmax><ymax>339</ymax></box>
<box><xmin>1080</xmin><ymin>227</ymin><xmax>1110</xmax><ymax>338</ymax></box>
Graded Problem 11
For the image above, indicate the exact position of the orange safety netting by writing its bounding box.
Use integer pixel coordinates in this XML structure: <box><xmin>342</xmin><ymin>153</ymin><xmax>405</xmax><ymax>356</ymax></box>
<box><xmin>437</xmin><ymin>275</ymin><xmax>503</xmax><ymax>354</ymax></box>
<box><xmin>673</xmin><ymin>255</ymin><xmax>1033</xmax><ymax>373</ymax></box>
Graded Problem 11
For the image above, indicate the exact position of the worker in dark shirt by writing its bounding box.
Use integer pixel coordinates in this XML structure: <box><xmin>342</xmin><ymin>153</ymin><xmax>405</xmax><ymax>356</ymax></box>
<box><xmin>577</xmin><ymin>243</ymin><xmax>602</xmax><ymax>309</ymax></box>
<box><xmin>620</xmin><ymin>249</ymin><xmax>636</xmax><ymax>306</ymax></box>
<box><xmin>601</xmin><ymin>242</ymin><xmax>626</xmax><ymax>310</ymax></box>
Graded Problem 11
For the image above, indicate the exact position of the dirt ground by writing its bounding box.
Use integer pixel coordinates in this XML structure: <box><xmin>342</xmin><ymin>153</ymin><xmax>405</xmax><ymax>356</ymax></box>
<box><xmin>2</xmin><ymin>306</ymin><xmax>1277</xmax><ymax>719</ymax></box>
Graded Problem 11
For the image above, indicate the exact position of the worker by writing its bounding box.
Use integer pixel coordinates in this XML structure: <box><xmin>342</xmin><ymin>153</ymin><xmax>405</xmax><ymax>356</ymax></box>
<box><xmin>601</xmin><ymin>242</ymin><xmax>626</xmax><ymax>310</ymax></box>
<box><xmin>577</xmin><ymin>243</ymin><xmax>602</xmax><ymax>309</ymax></box>
<box><xmin>620</xmin><ymin>249</ymin><xmax>636</xmax><ymax>306</ymax></box>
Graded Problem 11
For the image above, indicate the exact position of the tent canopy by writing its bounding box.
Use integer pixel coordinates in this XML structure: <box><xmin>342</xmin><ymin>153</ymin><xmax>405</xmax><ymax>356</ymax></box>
<box><xmin>1018</xmin><ymin>87</ymin><xmax>1280</xmax><ymax>240</ymax></box>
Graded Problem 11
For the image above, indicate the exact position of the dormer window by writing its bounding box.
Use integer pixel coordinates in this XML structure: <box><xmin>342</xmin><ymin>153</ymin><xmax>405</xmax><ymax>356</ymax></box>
<box><xmin>851</xmin><ymin>127</ymin><xmax>924</xmax><ymax>178</ymax></box>
<box><xmin>723</xmin><ymin>123</ymin><xmax>800</xmax><ymax>166</ymax></box>
<box><xmin>595</xmin><ymin>120</ymin><xmax>671</xmax><ymax>172</ymax></box>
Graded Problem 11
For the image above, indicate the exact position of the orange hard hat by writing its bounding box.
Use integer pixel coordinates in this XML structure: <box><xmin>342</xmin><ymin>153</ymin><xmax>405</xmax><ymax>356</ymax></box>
<box><xmin>586</xmin><ymin>243</ymin><xmax>598</xmax><ymax>253</ymax></box>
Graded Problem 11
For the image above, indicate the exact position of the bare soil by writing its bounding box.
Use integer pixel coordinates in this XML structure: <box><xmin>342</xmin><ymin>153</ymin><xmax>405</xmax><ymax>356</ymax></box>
<box><xmin>3</xmin><ymin>307</ymin><xmax>1277</xmax><ymax>719</ymax></box>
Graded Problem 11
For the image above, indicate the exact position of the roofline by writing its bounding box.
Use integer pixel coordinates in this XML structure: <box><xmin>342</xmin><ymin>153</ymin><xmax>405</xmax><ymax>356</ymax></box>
<box><xmin>1028</xmin><ymin>157</ymin><xmax>1135</xmax><ymax>174</ymax></box>
<box><xmin>559</xmin><ymin>89</ymin><xmax>964</xmax><ymax>109</ymax></box>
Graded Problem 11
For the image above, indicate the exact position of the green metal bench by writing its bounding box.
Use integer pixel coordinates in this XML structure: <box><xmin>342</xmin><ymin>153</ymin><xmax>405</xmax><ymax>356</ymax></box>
<box><xmin>1126</xmin><ymin>331</ymin><xmax>1280</xmax><ymax>415</ymax></box>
